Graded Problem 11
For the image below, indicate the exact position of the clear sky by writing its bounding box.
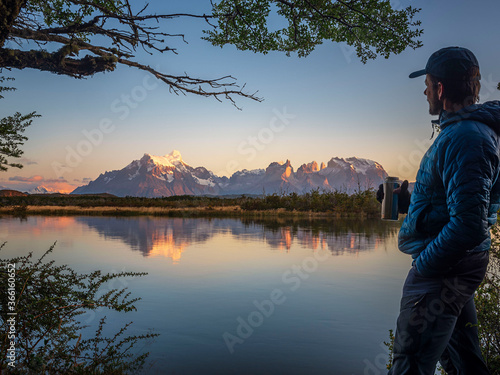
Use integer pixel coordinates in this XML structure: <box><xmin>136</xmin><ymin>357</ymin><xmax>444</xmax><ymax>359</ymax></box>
<box><xmin>2</xmin><ymin>0</ymin><xmax>500</xmax><ymax>193</ymax></box>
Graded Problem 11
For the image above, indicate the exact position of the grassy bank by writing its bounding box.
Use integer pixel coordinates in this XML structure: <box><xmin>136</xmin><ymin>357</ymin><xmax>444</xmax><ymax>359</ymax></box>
<box><xmin>0</xmin><ymin>190</ymin><xmax>381</xmax><ymax>218</ymax></box>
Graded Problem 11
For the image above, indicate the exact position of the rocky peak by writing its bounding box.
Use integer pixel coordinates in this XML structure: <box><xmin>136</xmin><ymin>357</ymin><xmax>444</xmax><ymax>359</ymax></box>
<box><xmin>298</xmin><ymin>161</ymin><xmax>320</xmax><ymax>174</ymax></box>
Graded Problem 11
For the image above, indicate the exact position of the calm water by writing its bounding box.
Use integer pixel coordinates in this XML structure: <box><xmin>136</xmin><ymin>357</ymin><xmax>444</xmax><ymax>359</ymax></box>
<box><xmin>0</xmin><ymin>216</ymin><xmax>411</xmax><ymax>375</ymax></box>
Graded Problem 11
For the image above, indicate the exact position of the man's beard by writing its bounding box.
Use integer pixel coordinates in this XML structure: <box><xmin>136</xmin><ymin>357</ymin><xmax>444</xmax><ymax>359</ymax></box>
<box><xmin>428</xmin><ymin>96</ymin><xmax>443</xmax><ymax>116</ymax></box>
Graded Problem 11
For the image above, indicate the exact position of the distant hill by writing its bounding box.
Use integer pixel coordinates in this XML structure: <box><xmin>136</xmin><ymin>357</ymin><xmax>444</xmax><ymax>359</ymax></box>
<box><xmin>76</xmin><ymin>193</ymin><xmax>118</xmax><ymax>198</ymax></box>
<box><xmin>0</xmin><ymin>189</ymin><xmax>119</xmax><ymax>198</ymax></box>
<box><xmin>0</xmin><ymin>189</ymin><xmax>28</xmax><ymax>197</ymax></box>
<box><xmin>72</xmin><ymin>150</ymin><xmax>389</xmax><ymax>198</ymax></box>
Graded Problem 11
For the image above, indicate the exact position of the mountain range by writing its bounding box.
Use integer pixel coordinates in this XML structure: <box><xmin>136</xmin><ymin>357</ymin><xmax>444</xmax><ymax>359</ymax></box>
<box><xmin>25</xmin><ymin>186</ymin><xmax>59</xmax><ymax>195</ymax></box>
<box><xmin>71</xmin><ymin>150</ymin><xmax>388</xmax><ymax>197</ymax></box>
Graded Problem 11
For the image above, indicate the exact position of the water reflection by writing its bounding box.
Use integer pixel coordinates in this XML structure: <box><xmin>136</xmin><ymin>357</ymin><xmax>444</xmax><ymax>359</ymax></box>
<box><xmin>74</xmin><ymin>216</ymin><xmax>400</xmax><ymax>263</ymax></box>
<box><xmin>0</xmin><ymin>215</ymin><xmax>407</xmax><ymax>375</ymax></box>
<box><xmin>74</xmin><ymin>217</ymin><xmax>214</xmax><ymax>264</ymax></box>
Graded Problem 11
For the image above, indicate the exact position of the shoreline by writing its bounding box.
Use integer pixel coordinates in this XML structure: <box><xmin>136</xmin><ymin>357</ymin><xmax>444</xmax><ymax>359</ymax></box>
<box><xmin>0</xmin><ymin>205</ymin><xmax>378</xmax><ymax>219</ymax></box>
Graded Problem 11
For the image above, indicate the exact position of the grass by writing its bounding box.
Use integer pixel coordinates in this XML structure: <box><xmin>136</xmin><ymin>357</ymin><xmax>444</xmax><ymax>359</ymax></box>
<box><xmin>0</xmin><ymin>189</ymin><xmax>381</xmax><ymax>218</ymax></box>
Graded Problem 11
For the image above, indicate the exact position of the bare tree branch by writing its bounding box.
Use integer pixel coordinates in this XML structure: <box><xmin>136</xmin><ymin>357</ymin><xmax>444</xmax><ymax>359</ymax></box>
<box><xmin>0</xmin><ymin>1</ymin><xmax>262</xmax><ymax>105</ymax></box>
<box><xmin>3</xmin><ymin>26</ymin><xmax>263</xmax><ymax>105</ymax></box>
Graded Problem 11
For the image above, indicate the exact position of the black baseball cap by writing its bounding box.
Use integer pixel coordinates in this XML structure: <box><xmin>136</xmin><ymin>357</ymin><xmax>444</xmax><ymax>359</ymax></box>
<box><xmin>409</xmin><ymin>46</ymin><xmax>479</xmax><ymax>80</ymax></box>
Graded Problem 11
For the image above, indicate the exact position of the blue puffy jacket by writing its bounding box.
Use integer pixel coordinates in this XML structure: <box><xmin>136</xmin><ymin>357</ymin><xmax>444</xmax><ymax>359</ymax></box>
<box><xmin>398</xmin><ymin>101</ymin><xmax>500</xmax><ymax>277</ymax></box>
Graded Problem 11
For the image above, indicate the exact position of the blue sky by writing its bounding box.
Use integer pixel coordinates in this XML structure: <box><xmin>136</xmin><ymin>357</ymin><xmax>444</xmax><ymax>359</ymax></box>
<box><xmin>2</xmin><ymin>0</ymin><xmax>500</xmax><ymax>192</ymax></box>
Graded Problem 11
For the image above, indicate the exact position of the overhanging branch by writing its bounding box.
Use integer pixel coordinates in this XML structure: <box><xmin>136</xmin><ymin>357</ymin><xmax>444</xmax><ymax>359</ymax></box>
<box><xmin>117</xmin><ymin>58</ymin><xmax>262</xmax><ymax>107</ymax></box>
<box><xmin>0</xmin><ymin>48</ymin><xmax>117</xmax><ymax>77</ymax></box>
<box><xmin>0</xmin><ymin>43</ymin><xmax>262</xmax><ymax>106</ymax></box>
<box><xmin>0</xmin><ymin>0</ymin><xmax>27</xmax><ymax>47</ymax></box>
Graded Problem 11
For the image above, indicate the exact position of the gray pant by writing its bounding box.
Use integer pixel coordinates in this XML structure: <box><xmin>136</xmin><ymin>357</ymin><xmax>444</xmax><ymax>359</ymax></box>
<box><xmin>389</xmin><ymin>251</ymin><xmax>490</xmax><ymax>375</ymax></box>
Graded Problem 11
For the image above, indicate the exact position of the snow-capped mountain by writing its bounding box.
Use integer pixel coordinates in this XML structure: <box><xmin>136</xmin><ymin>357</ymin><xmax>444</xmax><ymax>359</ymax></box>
<box><xmin>72</xmin><ymin>150</ymin><xmax>224</xmax><ymax>197</ymax></box>
<box><xmin>27</xmin><ymin>186</ymin><xmax>60</xmax><ymax>194</ymax></box>
<box><xmin>219</xmin><ymin>168</ymin><xmax>266</xmax><ymax>194</ymax></box>
<box><xmin>221</xmin><ymin>157</ymin><xmax>387</xmax><ymax>195</ymax></box>
<box><xmin>71</xmin><ymin>151</ymin><xmax>388</xmax><ymax>197</ymax></box>
<box><xmin>317</xmin><ymin>157</ymin><xmax>387</xmax><ymax>192</ymax></box>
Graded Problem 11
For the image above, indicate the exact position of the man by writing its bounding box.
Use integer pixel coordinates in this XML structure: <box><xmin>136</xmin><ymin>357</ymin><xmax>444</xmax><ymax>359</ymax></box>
<box><xmin>389</xmin><ymin>47</ymin><xmax>500</xmax><ymax>374</ymax></box>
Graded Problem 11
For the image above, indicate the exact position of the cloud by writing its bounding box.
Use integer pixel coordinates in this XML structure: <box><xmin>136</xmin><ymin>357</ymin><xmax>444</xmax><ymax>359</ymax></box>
<box><xmin>5</xmin><ymin>175</ymin><xmax>74</xmax><ymax>193</ymax></box>
<box><xmin>73</xmin><ymin>177</ymin><xmax>92</xmax><ymax>183</ymax></box>
<box><xmin>9</xmin><ymin>175</ymin><xmax>68</xmax><ymax>183</ymax></box>
<box><xmin>9</xmin><ymin>175</ymin><xmax>44</xmax><ymax>182</ymax></box>
<box><xmin>18</xmin><ymin>157</ymin><xmax>38</xmax><ymax>166</ymax></box>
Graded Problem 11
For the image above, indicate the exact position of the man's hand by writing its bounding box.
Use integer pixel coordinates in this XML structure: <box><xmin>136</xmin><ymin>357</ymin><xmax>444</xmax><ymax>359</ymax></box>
<box><xmin>395</xmin><ymin>180</ymin><xmax>411</xmax><ymax>214</ymax></box>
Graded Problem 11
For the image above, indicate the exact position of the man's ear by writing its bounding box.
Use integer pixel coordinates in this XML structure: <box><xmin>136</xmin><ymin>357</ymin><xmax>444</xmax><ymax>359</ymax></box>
<box><xmin>437</xmin><ymin>82</ymin><xmax>444</xmax><ymax>100</ymax></box>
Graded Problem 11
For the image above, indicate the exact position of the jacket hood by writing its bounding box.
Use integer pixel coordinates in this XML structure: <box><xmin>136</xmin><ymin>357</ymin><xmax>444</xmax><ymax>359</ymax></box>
<box><xmin>439</xmin><ymin>101</ymin><xmax>500</xmax><ymax>133</ymax></box>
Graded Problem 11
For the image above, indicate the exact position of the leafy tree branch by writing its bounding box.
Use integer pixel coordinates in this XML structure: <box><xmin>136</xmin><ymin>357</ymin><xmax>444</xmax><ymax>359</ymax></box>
<box><xmin>0</xmin><ymin>76</ymin><xmax>38</xmax><ymax>172</ymax></box>
<box><xmin>206</xmin><ymin>0</ymin><xmax>423</xmax><ymax>61</ymax></box>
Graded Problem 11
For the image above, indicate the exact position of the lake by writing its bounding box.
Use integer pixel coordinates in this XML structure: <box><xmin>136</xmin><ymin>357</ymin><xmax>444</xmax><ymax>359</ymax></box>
<box><xmin>0</xmin><ymin>215</ymin><xmax>412</xmax><ymax>375</ymax></box>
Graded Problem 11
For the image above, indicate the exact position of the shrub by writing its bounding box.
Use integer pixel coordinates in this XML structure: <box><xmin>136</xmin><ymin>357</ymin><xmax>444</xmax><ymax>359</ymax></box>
<box><xmin>0</xmin><ymin>242</ymin><xmax>158</xmax><ymax>374</ymax></box>
<box><xmin>475</xmin><ymin>223</ymin><xmax>500</xmax><ymax>372</ymax></box>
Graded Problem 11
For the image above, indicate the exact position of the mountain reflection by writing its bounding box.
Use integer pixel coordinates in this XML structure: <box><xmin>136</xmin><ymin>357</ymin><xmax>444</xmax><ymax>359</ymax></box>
<box><xmin>240</xmin><ymin>218</ymin><xmax>397</xmax><ymax>255</ymax></box>
<box><xmin>75</xmin><ymin>217</ymin><xmax>400</xmax><ymax>263</ymax></box>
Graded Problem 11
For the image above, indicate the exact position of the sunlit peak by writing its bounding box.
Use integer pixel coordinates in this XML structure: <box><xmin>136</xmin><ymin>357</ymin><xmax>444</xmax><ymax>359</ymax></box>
<box><xmin>166</xmin><ymin>150</ymin><xmax>182</xmax><ymax>162</ymax></box>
